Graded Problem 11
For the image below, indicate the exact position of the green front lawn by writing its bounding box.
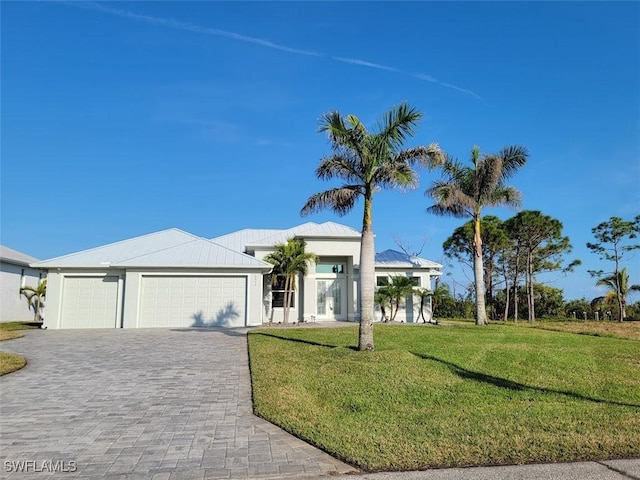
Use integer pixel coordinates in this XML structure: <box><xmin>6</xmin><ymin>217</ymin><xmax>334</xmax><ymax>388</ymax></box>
<box><xmin>248</xmin><ymin>324</ymin><xmax>640</xmax><ymax>471</ymax></box>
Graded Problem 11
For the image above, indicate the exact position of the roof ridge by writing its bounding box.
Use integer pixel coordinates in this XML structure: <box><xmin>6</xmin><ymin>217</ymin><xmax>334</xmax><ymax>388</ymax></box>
<box><xmin>247</xmin><ymin>222</ymin><xmax>318</xmax><ymax>245</ymax></box>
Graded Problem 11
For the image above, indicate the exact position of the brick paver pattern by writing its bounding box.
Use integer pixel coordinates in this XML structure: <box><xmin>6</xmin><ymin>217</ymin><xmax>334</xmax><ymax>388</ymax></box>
<box><xmin>0</xmin><ymin>328</ymin><xmax>356</xmax><ymax>479</ymax></box>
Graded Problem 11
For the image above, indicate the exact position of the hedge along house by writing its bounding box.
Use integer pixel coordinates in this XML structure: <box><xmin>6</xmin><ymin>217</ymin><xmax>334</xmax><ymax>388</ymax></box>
<box><xmin>212</xmin><ymin>222</ymin><xmax>443</xmax><ymax>324</ymax></box>
<box><xmin>33</xmin><ymin>222</ymin><xmax>442</xmax><ymax>329</ymax></box>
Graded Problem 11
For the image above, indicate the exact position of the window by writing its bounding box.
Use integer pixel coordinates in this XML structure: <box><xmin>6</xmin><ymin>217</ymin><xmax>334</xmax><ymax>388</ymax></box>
<box><xmin>20</xmin><ymin>269</ymin><xmax>26</xmax><ymax>288</ymax></box>
<box><xmin>315</xmin><ymin>263</ymin><xmax>345</xmax><ymax>274</ymax></box>
<box><xmin>376</xmin><ymin>276</ymin><xmax>420</xmax><ymax>287</ymax></box>
<box><xmin>272</xmin><ymin>275</ymin><xmax>295</xmax><ymax>308</ymax></box>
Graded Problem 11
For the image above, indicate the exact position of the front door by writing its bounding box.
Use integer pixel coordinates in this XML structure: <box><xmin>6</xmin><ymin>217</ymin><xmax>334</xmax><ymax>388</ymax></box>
<box><xmin>316</xmin><ymin>279</ymin><xmax>345</xmax><ymax>320</ymax></box>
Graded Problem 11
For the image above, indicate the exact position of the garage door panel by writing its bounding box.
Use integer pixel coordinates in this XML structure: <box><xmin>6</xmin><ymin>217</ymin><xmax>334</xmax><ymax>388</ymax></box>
<box><xmin>139</xmin><ymin>276</ymin><xmax>246</xmax><ymax>328</ymax></box>
<box><xmin>62</xmin><ymin>276</ymin><xmax>120</xmax><ymax>329</ymax></box>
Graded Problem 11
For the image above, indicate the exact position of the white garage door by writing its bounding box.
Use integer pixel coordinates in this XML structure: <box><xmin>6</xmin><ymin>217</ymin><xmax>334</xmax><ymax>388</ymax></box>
<box><xmin>139</xmin><ymin>276</ymin><xmax>247</xmax><ymax>328</ymax></box>
<box><xmin>61</xmin><ymin>276</ymin><xmax>120</xmax><ymax>329</ymax></box>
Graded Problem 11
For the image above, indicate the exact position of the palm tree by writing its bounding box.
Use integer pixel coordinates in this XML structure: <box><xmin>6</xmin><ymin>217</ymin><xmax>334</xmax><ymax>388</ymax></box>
<box><xmin>301</xmin><ymin>103</ymin><xmax>443</xmax><ymax>350</ymax></box>
<box><xmin>376</xmin><ymin>276</ymin><xmax>416</xmax><ymax>322</ymax></box>
<box><xmin>413</xmin><ymin>287</ymin><xmax>434</xmax><ymax>324</ymax></box>
<box><xmin>426</xmin><ymin>145</ymin><xmax>529</xmax><ymax>325</ymax></box>
<box><xmin>596</xmin><ymin>267</ymin><xmax>640</xmax><ymax>321</ymax></box>
<box><xmin>264</xmin><ymin>238</ymin><xmax>318</xmax><ymax>324</ymax></box>
<box><xmin>374</xmin><ymin>290</ymin><xmax>392</xmax><ymax>322</ymax></box>
<box><xmin>20</xmin><ymin>279</ymin><xmax>47</xmax><ymax>323</ymax></box>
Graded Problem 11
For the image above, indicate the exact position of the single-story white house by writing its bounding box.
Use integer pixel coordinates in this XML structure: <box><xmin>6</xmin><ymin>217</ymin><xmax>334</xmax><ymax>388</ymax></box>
<box><xmin>33</xmin><ymin>222</ymin><xmax>442</xmax><ymax>329</ymax></box>
<box><xmin>1</xmin><ymin>245</ymin><xmax>43</xmax><ymax>322</ymax></box>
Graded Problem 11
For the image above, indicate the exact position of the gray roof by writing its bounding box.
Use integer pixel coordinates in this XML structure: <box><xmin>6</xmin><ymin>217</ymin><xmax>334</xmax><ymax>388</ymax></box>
<box><xmin>113</xmin><ymin>239</ymin><xmax>270</xmax><ymax>268</ymax></box>
<box><xmin>0</xmin><ymin>245</ymin><xmax>39</xmax><ymax>266</ymax></box>
<box><xmin>375</xmin><ymin>249</ymin><xmax>443</xmax><ymax>270</ymax></box>
<box><xmin>212</xmin><ymin>221</ymin><xmax>361</xmax><ymax>251</ymax></box>
<box><xmin>32</xmin><ymin>229</ymin><xmax>271</xmax><ymax>270</ymax></box>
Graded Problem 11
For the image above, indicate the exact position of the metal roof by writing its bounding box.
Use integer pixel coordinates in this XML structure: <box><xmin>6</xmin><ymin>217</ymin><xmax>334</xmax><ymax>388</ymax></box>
<box><xmin>0</xmin><ymin>245</ymin><xmax>39</xmax><ymax>266</ymax></box>
<box><xmin>211</xmin><ymin>221</ymin><xmax>362</xmax><ymax>250</ymax></box>
<box><xmin>113</xmin><ymin>239</ymin><xmax>271</xmax><ymax>269</ymax></box>
<box><xmin>32</xmin><ymin>229</ymin><xmax>270</xmax><ymax>269</ymax></box>
<box><xmin>375</xmin><ymin>249</ymin><xmax>443</xmax><ymax>270</ymax></box>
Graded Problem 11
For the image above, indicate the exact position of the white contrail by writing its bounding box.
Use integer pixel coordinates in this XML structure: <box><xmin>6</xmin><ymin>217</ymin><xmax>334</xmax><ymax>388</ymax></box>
<box><xmin>71</xmin><ymin>2</ymin><xmax>483</xmax><ymax>101</ymax></box>
<box><xmin>75</xmin><ymin>2</ymin><xmax>322</xmax><ymax>57</ymax></box>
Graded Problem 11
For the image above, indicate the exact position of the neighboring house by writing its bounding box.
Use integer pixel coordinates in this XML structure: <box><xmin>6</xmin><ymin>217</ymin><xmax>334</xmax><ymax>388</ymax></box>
<box><xmin>0</xmin><ymin>245</ymin><xmax>43</xmax><ymax>322</ymax></box>
<box><xmin>34</xmin><ymin>222</ymin><xmax>442</xmax><ymax>330</ymax></box>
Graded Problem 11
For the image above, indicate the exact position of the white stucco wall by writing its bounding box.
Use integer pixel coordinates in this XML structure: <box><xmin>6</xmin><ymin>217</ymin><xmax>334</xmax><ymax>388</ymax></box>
<box><xmin>0</xmin><ymin>261</ymin><xmax>43</xmax><ymax>322</ymax></box>
<box><xmin>255</xmin><ymin>237</ymin><xmax>361</xmax><ymax>323</ymax></box>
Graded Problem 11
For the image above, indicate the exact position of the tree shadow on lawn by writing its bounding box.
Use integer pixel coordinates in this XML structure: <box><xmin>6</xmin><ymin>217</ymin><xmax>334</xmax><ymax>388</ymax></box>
<box><xmin>252</xmin><ymin>332</ymin><xmax>358</xmax><ymax>350</ymax></box>
<box><xmin>412</xmin><ymin>352</ymin><xmax>640</xmax><ymax>409</ymax></box>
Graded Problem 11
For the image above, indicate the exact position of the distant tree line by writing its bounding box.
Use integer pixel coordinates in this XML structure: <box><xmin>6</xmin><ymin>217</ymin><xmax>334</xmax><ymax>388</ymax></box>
<box><xmin>438</xmin><ymin>214</ymin><xmax>640</xmax><ymax>322</ymax></box>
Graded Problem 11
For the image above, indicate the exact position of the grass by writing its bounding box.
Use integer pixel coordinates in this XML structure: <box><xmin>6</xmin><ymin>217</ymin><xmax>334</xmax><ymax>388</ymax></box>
<box><xmin>0</xmin><ymin>321</ymin><xmax>36</xmax><ymax>375</ymax></box>
<box><xmin>248</xmin><ymin>323</ymin><xmax>640</xmax><ymax>471</ymax></box>
<box><xmin>0</xmin><ymin>321</ymin><xmax>41</xmax><ymax>332</ymax></box>
<box><xmin>528</xmin><ymin>319</ymin><xmax>640</xmax><ymax>340</ymax></box>
<box><xmin>0</xmin><ymin>352</ymin><xmax>27</xmax><ymax>376</ymax></box>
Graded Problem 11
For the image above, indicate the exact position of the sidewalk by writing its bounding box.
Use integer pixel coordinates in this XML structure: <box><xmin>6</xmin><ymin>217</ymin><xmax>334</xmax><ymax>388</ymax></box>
<box><xmin>302</xmin><ymin>458</ymin><xmax>640</xmax><ymax>480</ymax></box>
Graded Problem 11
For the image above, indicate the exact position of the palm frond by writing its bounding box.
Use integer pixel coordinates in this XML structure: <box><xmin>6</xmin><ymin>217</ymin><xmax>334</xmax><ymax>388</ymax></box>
<box><xmin>426</xmin><ymin>181</ymin><xmax>475</xmax><ymax>216</ymax></box>
<box><xmin>395</xmin><ymin>143</ymin><xmax>444</xmax><ymax>168</ymax></box>
<box><xmin>316</xmin><ymin>154</ymin><xmax>362</xmax><ymax>182</ymax></box>
<box><xmin>372</xmin><ymin>162</ymin><xmax>419</xmax><ymax>190</ymax></box>
<box><xmin>475</xmin><ymin>155</ymin><xmax>504</xmax><ymax>201</ymax></box>
<box><xmin>301</xmin><ymin>186</ymin><xmax>362</xmax><ymax>217</ymax></box>
<box><xmin>497</xmin><ymin>144</ymin><xmax>529</xmax><ymax>179</ymax></box>
<box><xmin>487</xmin><ymin>186</ymin><xmax>522</xmax><ymax>209</ymax></box>
<box><xmin>426</xmin><ymin>203</ymin><xmax>468</xmax><ymax>218</ymax></box>
<box><xmin>376</xmin><ymin>103</ymin><xmax>423</xmax><ymax>149</ymax></box>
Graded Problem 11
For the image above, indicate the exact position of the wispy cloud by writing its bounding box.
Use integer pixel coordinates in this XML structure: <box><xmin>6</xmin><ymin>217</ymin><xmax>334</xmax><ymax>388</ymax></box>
<box><xmin>333</xmin><ymin>57</ymin><xmax>400</xmax><ymax>73</ymax></box>
<box><xmin>75</xmin><ymin>2</ymin><xmax>321</xmax><ymax>57</ymax></box>
<box><xmin>70</xmin><ymin>2</ymin><xmax>483</xmax><ymax>101</ymax></box>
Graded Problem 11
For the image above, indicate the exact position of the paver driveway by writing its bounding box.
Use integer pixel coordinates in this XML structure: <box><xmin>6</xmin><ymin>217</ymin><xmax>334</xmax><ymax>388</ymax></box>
<box><xmin>0</xmin><ymin>328</ymin><xmax>355</xmax><ymax>479</ymax></box>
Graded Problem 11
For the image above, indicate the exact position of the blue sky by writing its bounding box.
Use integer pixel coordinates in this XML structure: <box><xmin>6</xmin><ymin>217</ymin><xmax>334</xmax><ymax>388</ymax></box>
<box><xmin>2</xmin><ymin>1</ymin><xmax>639</xmax><ymax>302</ymax></box>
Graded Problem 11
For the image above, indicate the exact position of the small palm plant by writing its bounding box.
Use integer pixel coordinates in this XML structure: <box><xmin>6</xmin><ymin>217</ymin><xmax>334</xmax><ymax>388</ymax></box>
<box><xmin>413</xmin><ymin>287</ymin><xmax>435</xmax><ymax>324</ymax></box>
<box><xmin>20</xmin><ymin>279</ymin><xmax>47</xmax><ymax>323</ymax></box>
<box><xmin>375</xmin><ymin>276</ymin><xmax>416</xmax><ymax>322</ymax></box>
<box><xmin>264</xmin><ymin>239</ymin><xmax>318</xmax><ymax>324</ymax></box>
<box><xmin>596</xmin><ymin>267</ymin><xmax>640</xmax><ymax>321</ymax></box>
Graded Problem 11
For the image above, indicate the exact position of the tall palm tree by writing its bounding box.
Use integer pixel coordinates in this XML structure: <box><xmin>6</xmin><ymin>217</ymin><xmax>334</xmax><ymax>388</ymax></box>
<box><xmin>426</xmin><ymin>145</ymin><xmax>528</xmax><ymax>325</ymax></box>
<box><xmin>20</xmin><ymin>279</ymin><xmax>47</xmax><ymax>323</ymax></box>
<box><xmin>301</xmin><ymin>103</ymin><xmax>443</xmax><ymax>351</ymax></box>
<box><xmin>596</xmin><ymin>267</ymin><xmax>640</xmax><ymax>321</ymax></box>
<box><xmin>264</xmin><ymin>238</ymin><xmax>318</xmax><ymax>323</ymax></box>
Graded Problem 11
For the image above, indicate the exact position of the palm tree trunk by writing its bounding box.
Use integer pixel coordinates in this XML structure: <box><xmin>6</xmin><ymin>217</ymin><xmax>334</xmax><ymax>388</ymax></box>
<box><xmin>35</xmin><ymin>296</ymin><xmax>41</xmax><ymax>323</ymax></box>
<box><xmin>358</xmin><ymin>191</ymin><xmax>375</xmax><ymax>350</ymax></box>
<box><xmin>283</xmin><ymin>275</ymin><xmax>291</xmax><ymax>323</ymax></box>
<box><xmin>527</xmin><ymin>252</ymin><xmax>535</xmax><ymax>322</ymax></box>
<box><xmin>503</xmin><ymin>282</ymin><xmax>510</xmax><ymax>322</ymax></box>
<box><xmin>473</xmin><ymin>216</ymin><xmax>488</xmax><ymax>325</ymax></box>
<box><xmin>616</xmin><ymin>279</ymin><xmax>624</xmax><ymax>322</ymax></box>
